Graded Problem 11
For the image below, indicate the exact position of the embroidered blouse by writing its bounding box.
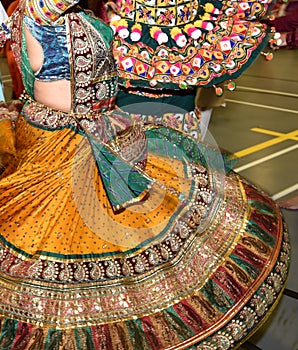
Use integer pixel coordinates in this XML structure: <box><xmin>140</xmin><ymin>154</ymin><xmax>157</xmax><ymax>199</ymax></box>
<box><xmin>24</xmin><ymin>16</ymin><xmax>70</xmax><ymax>81</ymax></box>
<box><xmin>12</xmin><ymin>0</ymin><xmax>118</xmax><ymax>112</ymax></box>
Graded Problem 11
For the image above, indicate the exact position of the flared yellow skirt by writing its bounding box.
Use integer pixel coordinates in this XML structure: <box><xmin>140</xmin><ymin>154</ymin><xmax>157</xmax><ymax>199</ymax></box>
<box><xmin>0</xmin><ymin>116</ymin><xmax>290</xmax><ymax>349</ymax></box>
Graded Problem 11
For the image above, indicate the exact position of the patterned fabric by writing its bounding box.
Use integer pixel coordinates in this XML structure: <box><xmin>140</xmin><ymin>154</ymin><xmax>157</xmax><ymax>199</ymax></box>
<box><xmin>0</xmin><ymin>101</ymin><xmax>22</xmax><ymax>174</ymax></box>
<box><xmin>19</xmin><ymin>10</ymin><xmax>150</xmax><ymax>209</ymax></box>
<box><xmin>0</xmin><ymin>0</ymin><xmax>290</xmax><ymax>349</ymax></box>
<box><xmin>0</xmin><ymin>115</ymin><xmax>290</xmax><ymax>347</ymax></box>
<box><xmin>24</xmin><ymin>16</ymin><xmax>70</xmax><ymax>81</ymax></box>
<box><xmin>112</xmin><ymin>0</ymin><xmax>274</xmax><ymax>90</ymax></box>
<box><xmin>130</xmin><ymin>106</ymin><xmax>202</xmax><ymax>140</ymax></box>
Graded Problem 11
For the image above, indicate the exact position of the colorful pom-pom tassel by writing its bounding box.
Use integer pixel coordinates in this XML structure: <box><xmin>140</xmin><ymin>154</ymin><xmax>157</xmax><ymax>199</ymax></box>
<box><xmin>214</xmin><ymin>85</ymin><xmax>223</xmax><ymax>96</ymax></box>
<box><xmin>227</xmin><ymin>80</ymin><xmax>236</xmax><ymax>91</ymax></box>
<box><xmin>109</xmin><ymin>14</ymin><xmax>121</xmax><ymax>34</ymax></box>
<box><xmin>179</xmin><ymin>81</ymin><xmax>188</xmax><ymax>89</ymax></box>
<box><xmin>149</xmin><ymin>79</ymin><xmax>158</xmax><ymax>87</ymax></box>
<box><xmin>123</xmin><ymin>80</ymin><xmax>131</xmax><ymax>88</ymax></box>
<box><xmin>184</xmin><ymin>24</ymin><xmax>202</xmax><ymax>39</ymax></box>
<box><xmin>150</xmin><ymin>26</ymin><xmax>168</xmax><ymax>45</ymax></box>
<box><xmin>116</xmin><ymin>19</ymin><xmax>129</xmax><ymax>39</ymax></box>
<box><xmin>130</xmin><ymin>24</ymin><xmax>142</xmax><ymax>41</ymax></box>
<box><xmin>194</xmin><ymin>20</ymin><xmax>214</xmax><ymax>31</ymax></box>
<box><xmin>203</xmin><ymin>3</ymin><xmax>220</xmax><ymax>15</ymax></box>
<box><xmin>170</xmin><ymin>28</ymin><xmax>187</xmax><ymax>47</ymax></box>
<box><xmin>261</xmin><ymin>52</ymin><xmax>274</xmax><ymax>61</ymax></box>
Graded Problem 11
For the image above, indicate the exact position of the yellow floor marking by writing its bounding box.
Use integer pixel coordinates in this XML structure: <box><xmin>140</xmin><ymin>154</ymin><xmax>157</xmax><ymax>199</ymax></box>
<box><xmin>234</xmin><ymin>129</ymin><xmax>298</xmax><ymax>158</ymax></box>
<box><xmin>251</xmin><ymin>128</ymin><xmax>298</xmax><ymax>141</ymax></box>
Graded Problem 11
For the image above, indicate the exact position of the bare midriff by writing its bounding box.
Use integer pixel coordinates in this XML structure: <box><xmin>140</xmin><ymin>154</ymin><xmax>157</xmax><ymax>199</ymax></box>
<box><xmin>34</xmin><ymin>80</ymin><xmax>72</xmax><ymax>112</ymax></box>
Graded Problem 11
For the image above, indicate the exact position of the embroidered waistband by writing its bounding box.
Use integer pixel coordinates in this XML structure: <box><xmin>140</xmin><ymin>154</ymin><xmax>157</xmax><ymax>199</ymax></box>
<box><xmin>129</xmin><ymin>106</ymin><xmax>202</xmax><ymax>140</ymax></box>
<box><xmin>20</xmin><ymin>93</ymin><xmax>201</xmax><ymax>140</ymax></box>
<box><xmin>20</xmin><ymin>93</ymin><xmax>116</xmax><ymax>132</ymax></box>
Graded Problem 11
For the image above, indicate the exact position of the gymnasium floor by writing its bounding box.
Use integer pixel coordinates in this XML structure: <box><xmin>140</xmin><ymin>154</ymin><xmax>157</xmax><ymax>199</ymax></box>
<box><xmin>0</xmin><ymin>46</ymin><xmax>297</xmax><ymax>349</ymax></box>
<box><xmin>209</xmin><ymin>47</ymin><xmax>298</xmax><ymax>350</ymax></box>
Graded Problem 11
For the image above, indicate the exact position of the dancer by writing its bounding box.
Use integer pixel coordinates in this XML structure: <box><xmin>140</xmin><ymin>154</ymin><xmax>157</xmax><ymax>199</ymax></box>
<box><xmin>269</xmin><ymin>0</ymin><xmax>298</xmax><ymax>48</ymax></box>
<box><xmin>111</xmin><ymin>0</ymin><xmax>276</xmax><ymax>140</ymax></box>
<box><xmin>278</xmin><ymin>195</ymin><xmax>298</xmax><ymax>210</ymax></box>
<box><xmin>0</xmin><ymin>0</ymin><xmax>290</xmax><ymax>349</ymax></box>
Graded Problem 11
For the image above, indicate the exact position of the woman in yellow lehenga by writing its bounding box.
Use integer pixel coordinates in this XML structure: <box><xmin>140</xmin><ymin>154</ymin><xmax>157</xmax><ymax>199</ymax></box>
<box><xmin>0</xmin><ymin>0</ymin><xmax>290</xmax><ymax>348</ymax></box>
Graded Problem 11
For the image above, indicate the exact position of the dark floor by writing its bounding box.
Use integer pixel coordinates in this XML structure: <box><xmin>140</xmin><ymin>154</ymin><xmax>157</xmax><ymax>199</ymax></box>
<box><xmin>0</xmin><ymin>46</ymin><xmax>297</xmax><ymax>349</ymax></box>
<box><xmin>209</xmin><ymin>48</ymin><xmax>298</xmax><ymax>350</ymax></box>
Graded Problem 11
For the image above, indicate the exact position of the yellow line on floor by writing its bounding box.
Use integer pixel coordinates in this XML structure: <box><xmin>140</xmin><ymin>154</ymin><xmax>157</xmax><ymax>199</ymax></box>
<box><xmin>234</xmin><ymin>129</ymin><xmax>298</xmax><ymax>158</ymax></box>
<box><xmin>251</xmin><ymin>128</ymin><xmax>298</xmax><ymax>141</ymax></box>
